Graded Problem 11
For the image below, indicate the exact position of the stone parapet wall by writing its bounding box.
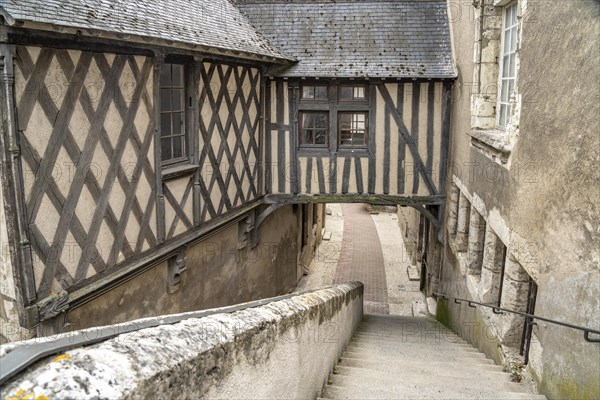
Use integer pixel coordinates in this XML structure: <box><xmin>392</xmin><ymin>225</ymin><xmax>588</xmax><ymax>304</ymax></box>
<box><xmin>1</xmin><ymin>282</ymin><xmax>364</xmax><ymax>399</ymax></box>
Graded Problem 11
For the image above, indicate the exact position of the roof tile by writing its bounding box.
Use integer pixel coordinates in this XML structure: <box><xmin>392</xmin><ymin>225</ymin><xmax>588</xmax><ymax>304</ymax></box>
<box><xmin>237</xmin><ymin>0</ymin><xmax>456</xmax><ymax>78</ymax></box>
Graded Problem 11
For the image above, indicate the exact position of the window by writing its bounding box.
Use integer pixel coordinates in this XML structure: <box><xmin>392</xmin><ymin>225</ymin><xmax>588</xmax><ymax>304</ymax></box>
<box><xmin>301</xmin><ymin>84</ymin><xmax>328</xmax><ymax>100</ymax></box>
<box><xmin>160</xmin><ymin>63</ymin><xmax>188</xmax><ymax>164</ymax></box>
<box><xmin>339</xmin><ymin>84</ymin><xmax>367</xmax><ymax>100</ymax></box>
<box><xmin>339</xmin><ymin>112</ymin><xmax>368</xmax><ymax>148</ymax></box>
<box><xmin>497</xmin><ymin>1</ymin><xmax>518</xmax><ymax>128</ymax></box>
<box><xmin>299</xmin><ymin>112</ymin><xmax>328</xmax><ymax>147</ymax></box>
<box><xmin>297</xmin><ymin>82</ymin><xmax>369</xmax><ymax>151</ymax></box>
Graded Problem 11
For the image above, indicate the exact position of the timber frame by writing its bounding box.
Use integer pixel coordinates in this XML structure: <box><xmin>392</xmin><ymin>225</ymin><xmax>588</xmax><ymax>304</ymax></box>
<box><xmin>0</xmin><ymin>24</ymin><xmax>279</xmax><ymax>328</ymax></box>
<box><xmin>0</xmin><ymin>14</ymin><xmax>453</xmax><ymax>330</ymax></box>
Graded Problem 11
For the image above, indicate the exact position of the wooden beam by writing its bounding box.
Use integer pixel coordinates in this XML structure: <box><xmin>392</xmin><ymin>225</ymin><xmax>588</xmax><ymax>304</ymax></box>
<box><xmin>263</xmin><ymin>193</ymin><xmax>444</xmax><ymax>206</ymax></box>
<box><xmin>376</xmin><ymin>83</ymin><xmax>438</xmax><ymax>195</ymax></box>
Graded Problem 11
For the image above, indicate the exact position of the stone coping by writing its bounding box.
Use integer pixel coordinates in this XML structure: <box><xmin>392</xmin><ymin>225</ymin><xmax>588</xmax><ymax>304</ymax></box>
<box><xmin>1</xmin><ymin>282</ymin><xmax>364</xmax><ymax>399</ymax></box>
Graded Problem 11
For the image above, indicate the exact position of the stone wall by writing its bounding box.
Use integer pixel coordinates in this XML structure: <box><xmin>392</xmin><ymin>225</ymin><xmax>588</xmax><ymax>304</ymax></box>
<box><xmin>1</xmin><ymin>282</ymin><xmax>364</xmax><ymax>400</ymax></box>
<box><xmin>434</xmin><ymin>1</ymin><xmax>600</xmax><ymax>398</ymax></box>
<box><xmin>58</xmin><ymin>205</ymin><xmax>301</xmax><ymax>333</ymax></box>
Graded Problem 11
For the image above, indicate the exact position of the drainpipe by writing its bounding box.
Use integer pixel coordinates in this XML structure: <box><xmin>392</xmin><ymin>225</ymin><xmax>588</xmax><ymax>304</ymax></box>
<box><xmin>0</xmin><ymin>43</ymin><xmax>37</xmax><ymax>326</ymax></box>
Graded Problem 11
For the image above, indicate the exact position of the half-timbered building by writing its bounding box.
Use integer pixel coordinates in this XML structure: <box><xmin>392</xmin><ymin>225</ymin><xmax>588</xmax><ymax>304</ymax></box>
<box><xmin>0</xmin><ymin>0</ymin><xmax>455</xmax><ymax>340</ymax></box>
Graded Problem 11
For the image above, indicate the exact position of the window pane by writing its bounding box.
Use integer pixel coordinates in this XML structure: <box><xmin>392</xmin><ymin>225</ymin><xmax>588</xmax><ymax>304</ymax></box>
<box><xmin>502</xmin><ymin>56</ymin><xmax>510</xmax><ymax>78</ymax></box>
<box><xmin>340</xmin><ymin>130</ymin><xmax>352</xmax><ymax>146</ymax></box>
<box><xmin>498</xmin><ymin>104</ymin><xmax>507</xmax><ymax>128</ymax></box>
<box><xmin>315</xmin><ymin>86</ymin><xmax>328</xmax><ymax>99</ymax></box>
<box><xmin>339</xmin><ymin>113</ymin><xmax>351</xmax><ymax>129</ymax></box>
<box><xmin>507</xmin><ymin>79</ymin><xmax>515</xmax><ymax>100</ymax></box>
<box><xmin>173</xmin><ymin>135</ymin><xmax>184</xmax><ymax>158</ymax></box>
<box><xmin>504</xmin><ymin>28</ymin><xmax>511</xmax><ymax>53</ymax></box>
<box><xmin>339</xmin><ymin>112</ymin><xmax>367</xmax><ymax>147</ymax></box>
<box><xmin>172</xmin><ymin>112</ymin><xmax>184</xmax><ymax>135</ymax></box>
<box><xmin>340</xmin><ymin>86</ymin><xmax>353</xmax><ymax>100</ymax></box>
<box><xmin>302</xmin><ymin>113</ymin><xmax>315</xmax><ymax>128</ymax></box>
<box><xmin>315</xmin><ymin>130</ymin><xmax>327</xmax><ymax>145</ymax></box>
<box><xmin>161</xmin><ymin>137</ymin><xmax>172</xmax><ymax>160</ymax></box>
<box><xmin>172</xmin><ymin>89</ymin><xmax>183</xmax><ymax>111</ymax></box>
<box><xmin>315</xmin><ymin>113</ymin><xmax>327</xmax><ymax>128</ymax></box>
<box><xmin>161</xmin><ymin>113</ymin><xmax>171</xmax><ymax>137</ymax></box>
<box><xmin>172</xmin><ymin>65</ymin><xmax>184</xmax><ymax>87</ymax></box>
<box><xmin>510</xmin><ymin>4</ymin><xmax>518</xmax><ymax>25</ymax></box>
<box><xmin>301</xmin><ymin>129</ymin><xmax>313</xmax><ymax>144</ymax></box>
<box><xmin>160</xmin><ymin>88</ymin><xmax>171</xmax><ymax>111</ymax></box>
<box><xmin>500</xmin><ymin>80</ymin><xmax>509</xmax><ymax>102</ymax></box>
<box><xmin>353</xmin><ymin>86</ymin><xmax>365</xmax><ymax>99</ymax></box>
<box><xmin>300</xmin><ymin>112</ymin><xmax>328</xmax><ymax>146</ymax></box>
<box><xmin>510</xmin><ymin>26</ymin><xmax>518</xmax><ymax>51</ymax></box>
<box><xmin>352</xmin><ymin>134</ymin><xmax>365</xmax><ymax>147</ymax></box>
<box><xmin>509</xmin><ymin>54</ymin><xmax>516</xmax><ymax>77</ymax></box>
<box><xmin>160</xmin><ymin>65</ymin><xmax>171</xmax><ymax>86</ymax></box>
<box><xmin>302</xmin><ymin>86</ymin><xmax>315</xmax><ymax>99</ymax></box>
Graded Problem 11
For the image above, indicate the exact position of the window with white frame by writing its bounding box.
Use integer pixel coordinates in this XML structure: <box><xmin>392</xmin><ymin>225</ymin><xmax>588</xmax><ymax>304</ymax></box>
<box><xmin>497</xmin><ymin>1</ymin><xmax>518</xmax><ymax>128</ymax></box>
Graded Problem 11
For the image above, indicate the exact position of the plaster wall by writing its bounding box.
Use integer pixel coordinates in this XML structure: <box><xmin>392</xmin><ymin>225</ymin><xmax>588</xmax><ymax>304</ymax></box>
<box><xmin>63</xmin><ymin>205</ymin><xmax>300</xmax><ymax>332</ymax></box>
<box><xmin>432</xmin><ymin>1</ymin><xmax>600</xmax><ymax>398</ymax></box>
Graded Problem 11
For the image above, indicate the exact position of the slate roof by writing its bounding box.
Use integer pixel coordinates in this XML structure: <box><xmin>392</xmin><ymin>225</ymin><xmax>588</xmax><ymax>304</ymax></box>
<box><xmin>0</xmin><ymin>0</ymin><xmax>291</xmax><ymax>61</ymax></box>
<box><xmin>237</xmin><ymin>0</ymin><xmax>456</xmax><ymax>78</ymax></box>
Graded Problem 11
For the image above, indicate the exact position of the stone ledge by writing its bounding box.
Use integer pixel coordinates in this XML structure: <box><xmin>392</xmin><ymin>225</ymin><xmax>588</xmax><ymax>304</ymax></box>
<box><xmin>1</xmin><ymin>282</ymin><xmax>364</xmax><ymax>400</ymax></box>
<box><xmin>468</xmin><ymin>129</ymin><xmax>513</xmax><ymax>165</ymax></box>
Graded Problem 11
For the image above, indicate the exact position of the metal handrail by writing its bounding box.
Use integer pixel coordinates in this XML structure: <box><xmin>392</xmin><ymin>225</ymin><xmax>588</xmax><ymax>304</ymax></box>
<box><xmin>433</xmin><ymin>292</ymin><xmax>600</xmax><ymax>343</ymax></box>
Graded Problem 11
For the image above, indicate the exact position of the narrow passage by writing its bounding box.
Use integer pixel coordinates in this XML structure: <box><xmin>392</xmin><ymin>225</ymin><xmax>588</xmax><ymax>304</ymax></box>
<box><xmin>333</xmin><ymin>204</ymin><xmax>389</xmax><ymax>314</ymax></box>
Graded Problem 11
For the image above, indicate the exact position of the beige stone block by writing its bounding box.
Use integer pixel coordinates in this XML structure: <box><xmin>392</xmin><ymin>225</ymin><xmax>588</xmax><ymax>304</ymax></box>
<box><xmin>447</xmin><ymin>184</ymin><xmax>460</xmax><ymax>236</ymax></box>
<box><xmin>480</xmin><ymin>226</ymin><xmax>505</xmax><ymax>303</ymax></box>
<box><xmin>481</xmin><ymin>40</ymin><xmax>500</xmax><ymax>63</ymax></box>
<box><xmin>456</xmin><ymin>193</ymin><xmax>470</xmax><ymax>252</ymax></box>
<box><xmin>479</xmin><ymin>64</ymin><xmax>500</xmax><ymax>86</ymax></box>
<box><xmin>484</xmin><ymin>15</ymin><xmax>503</xmax><ymax>30</ymax></box>
<box><xmin>473</xmin><ymin>95</ymin><xmax>496</xmax><ymax>118</ymax></box>
<box><xmin>467</xmin><ymin>207</ymin><xmax>486</xmax><ymax>275</ymax></box>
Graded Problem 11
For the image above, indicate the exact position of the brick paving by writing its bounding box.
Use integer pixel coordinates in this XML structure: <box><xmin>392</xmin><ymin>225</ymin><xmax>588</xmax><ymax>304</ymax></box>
<box><xmin>333</xmin><ymin>204</ymin><xmax>389</xmax><ymax>314</ymax></box>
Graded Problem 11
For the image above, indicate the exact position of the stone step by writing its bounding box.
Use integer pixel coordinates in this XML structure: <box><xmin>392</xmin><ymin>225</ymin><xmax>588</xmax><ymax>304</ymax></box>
<box><xmin>334</xmin><ymin>364</ymin><xmax>512</xmax><ymax>383</ymax></box>
<box><xmin>355</xmin><ymin>324</ymin><xmax>462</xmax><ymax>340</ymax></box>
<box><xmin>342</xmin><ymin>349</ymin><xmax>495</xmax><ymax>365</ymax></box>
<box><xmin>356</xmin><ymin>321</ymin><xmax>455</xmax><ymax>334</ymax></box>
<box><xmin>320</xmin><ymin>314</ymin><xmax>547</xmax><ymax>399</ymax></box>
<box><xmin>346</xmin><ymin>344</ymin><xmax>484</xmax><ymax>360</ymax></box>
<box><xmin>354</xmin><ymin>326</ymin><xmax>465</xmax><ymax>338</ymax></box>
<box><xmin>351</xmin><ymin>335</ymin><xmax>477</xmax><ymax>351</ymax></box>
<box><xmin>329</xmin><ymin>367</ymin><xmax>521</xmax><ymax>392</ymax></box>
<box><xmin>338</xmin><ymin>357</ymin><xmax>504</xmax><ymax>373</ymax></box>
<box><xmin>321</xmin><ymin>383</ymin><xmax>547</xmax><ymax>400</ymax></box>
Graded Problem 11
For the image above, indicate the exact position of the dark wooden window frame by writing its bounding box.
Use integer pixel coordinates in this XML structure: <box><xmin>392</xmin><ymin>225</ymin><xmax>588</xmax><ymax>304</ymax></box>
<box><xmin>338</xmin><ymin>111</ymin><xmax>369</xmax><ymax>150</ymax></box>
<box><xmin>297</xmin><ymin>81</ymin><xmax>370</xmax><ymax>153</ymax></box>
<box><xmin>299</xmin><ymin>111</ymin><xmax>329</xmax><ymax>148</ymax></box>
<box><xmin>159</xmin><ymin>57</ymin><xmax>194</xmax><ymax>167</ymax></box>
<box><xmin>300</xmin><ymin>83</ymin><xmax>329</xmax><ymax>101</ymax></box>
<box><xmin>339</xmin><ymin>83</ymin><xmax>368</xmax><ymax>101</ymax></box>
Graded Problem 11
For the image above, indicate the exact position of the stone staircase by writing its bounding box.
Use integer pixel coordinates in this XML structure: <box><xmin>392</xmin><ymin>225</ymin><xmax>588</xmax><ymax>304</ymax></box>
<box><xmin>320</xmin><ymin>314</ymin><xmax>545</xmax><ymax>400</ymax></box>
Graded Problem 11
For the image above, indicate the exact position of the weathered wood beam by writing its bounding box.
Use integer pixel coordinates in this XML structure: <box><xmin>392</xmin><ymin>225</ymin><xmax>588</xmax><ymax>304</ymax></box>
<box><xmin>263</xmin><ymin>193</ymin><xmax>444</xmax><ymax>206</ymax></box>
<box><xmin>376</xmin><ymin>83</ymin><xmax>438</xmax><ymax>195</ymax></box>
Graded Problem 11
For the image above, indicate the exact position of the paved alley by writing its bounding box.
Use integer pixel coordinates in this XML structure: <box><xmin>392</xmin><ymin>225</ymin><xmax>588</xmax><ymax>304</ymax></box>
<box><xmin>296</xmin><ymin>204</ymin><xmax>423</xmax><ymax>316</ymax></box>
<box><xmin>333</xmin><ymin>204</ymin><xmax>389</xmax><ymax>314</ymax></box>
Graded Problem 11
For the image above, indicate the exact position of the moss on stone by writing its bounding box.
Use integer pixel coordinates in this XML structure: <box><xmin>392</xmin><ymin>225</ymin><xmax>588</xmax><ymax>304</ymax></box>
<box><xmin>539</xmin><ymin>371</ymin><xmax>600</xmax><ymax>400</ymax></box>
<box><xmin>435</xmin><ymin>297</ymin><xmax>452</xmax><ymax>329</ymax></box>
